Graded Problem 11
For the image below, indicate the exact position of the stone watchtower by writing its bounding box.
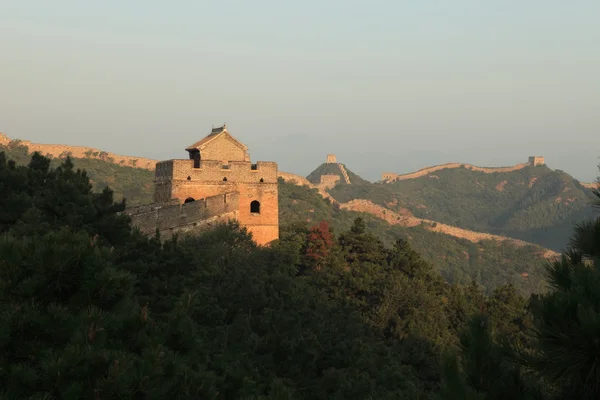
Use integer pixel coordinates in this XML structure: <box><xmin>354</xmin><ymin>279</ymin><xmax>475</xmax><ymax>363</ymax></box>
<box><xmin>326</xmin><ymin>154</ymin><xmax>337</xmax><ymax>163</ymax></box>
<box><xmin>153</xmin><ymin>124</ymin><xmax>279</xmax><ymax>245</ymax></box>
<box><xmin>528</xmin><ymin>156</ymin><xmax>545</xmax><ymax>166</ymax></box>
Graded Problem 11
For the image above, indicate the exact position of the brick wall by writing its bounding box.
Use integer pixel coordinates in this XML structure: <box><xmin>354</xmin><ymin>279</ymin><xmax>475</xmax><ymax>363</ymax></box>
<box><xmin>200</xmin><ymin>135</ymin><xmax>249</xmax><ymax>162</ymax></box>
<box><xmin>152</xmin><ymin>158</ymin><xmax>279</xmax><ymax>245</ymax></box>
<box><xmin>157</xmin><ymin>159</ymin><xmax>278</xmax><ymax>184</ymax></box>
<box><xmin>125</xmin><ymin>191</ymin><xmax>240</xmax><ymax>235</ymax></box>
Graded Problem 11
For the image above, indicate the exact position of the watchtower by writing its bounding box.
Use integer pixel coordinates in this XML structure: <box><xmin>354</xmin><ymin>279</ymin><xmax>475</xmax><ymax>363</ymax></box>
<box><xmin>528</xmin><ymin>156</ymin><xmax>545</xmax><ymax>166</ymax></box>
<box><xmin>327</xmin><ymin>154</ymin><xmax>337</xmax><ymax>163</ymax></box>
<box><xmin>153</xmin><ymin>124</ymin><xmax>279</xmax><ymax>245</ymax></box>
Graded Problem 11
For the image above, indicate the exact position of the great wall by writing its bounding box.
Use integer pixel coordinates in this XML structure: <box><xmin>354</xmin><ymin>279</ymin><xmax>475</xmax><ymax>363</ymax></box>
<box><xmin>339</xmin><ymin>199</ymin><xmax>559</xmax><ymax>259</ymax></box>
<box><xmin>123</xmin><ymin>193</ymin><xmax>239</xmax><ymax>240</ymax></box>
<box><xmin>0</xmin><ymin>132</ymin><xmax>156</xmax><ymax>170</ymax></box>
<box><xmin>380</xmin><ymin>158</ymin><xmax>544</xmax><ymax>182</ymax></box>
<box><xmin>0</xmin><ymin>133</ymin><xmax>582</xmax><ymax>254</ymax></box>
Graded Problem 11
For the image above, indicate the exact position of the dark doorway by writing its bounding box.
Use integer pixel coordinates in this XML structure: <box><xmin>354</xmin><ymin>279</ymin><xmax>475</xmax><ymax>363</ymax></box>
<box><xmin>184</xmin><ymin>197</ymin><xmax>195</xmax><ymax>204</ymax></box>
<box><xmin>250</xmin><ymin>200</ymin><xmax>260</xmax><ymax>214</ymax></box>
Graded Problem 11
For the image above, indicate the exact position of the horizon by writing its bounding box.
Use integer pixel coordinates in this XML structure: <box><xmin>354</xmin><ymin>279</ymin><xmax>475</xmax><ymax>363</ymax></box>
<box><xmin>0</xmin><ymin>129</ymin><xmax>595</xmax><ymax>184</ymax></box>
<box><xmin>1</xmin><ymin>1</ymin><xmax>599</xmax><ymax>181</ymax></box>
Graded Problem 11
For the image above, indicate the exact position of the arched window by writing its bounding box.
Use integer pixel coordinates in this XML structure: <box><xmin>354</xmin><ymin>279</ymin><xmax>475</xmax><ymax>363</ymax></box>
<box><xmin>187</xmin><ymin>176</ymin><xmax>191</xmax><ymax>181</ymax></box>
<box><xmin>184</xmin><ymin>197</ymin><xmax>195</xmax><ymax>204</ymax></box>
<box><xmin>223</xmin><ymin>177</ymin><xmax>227</xmax><ymax>181</ymax></box>
<box><xmin>259</xmin><ymin>178</ymin><xmax>264</xmax><ymax>183</ymax></box>
<box><xmin>250</xmin><ymin>200</ymin><xmax>260</xmax><ymax>214</ymax></box>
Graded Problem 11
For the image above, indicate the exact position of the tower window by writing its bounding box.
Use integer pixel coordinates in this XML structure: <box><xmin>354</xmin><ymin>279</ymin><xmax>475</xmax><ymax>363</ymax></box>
<box><xmin>250</xmin><ymin>200</ymin><xmax>260</xmax><ymax>214</ymax></box>
<box><xmin>251</xmin><ymin>164</ymin><xmax>258</xmax><ymax>170</ymax></box>
<box><xmin>259</xmin><ymin>178</ymin><xmax>264</xmax><ymax>183</ymax></box>
<box><xmin>189</xmin><ymin>150</ymin><xmax>201</xmax><ymax>169</ymax></box>
<box><xmin>187</xmin><ymin>176</ymin><xmax>191</xmax><ymax>181</ymax></box>
<box><xmin>223</xmin><ymin>177</ymin><xmax>227</xmax><ymax>181</ymax></box>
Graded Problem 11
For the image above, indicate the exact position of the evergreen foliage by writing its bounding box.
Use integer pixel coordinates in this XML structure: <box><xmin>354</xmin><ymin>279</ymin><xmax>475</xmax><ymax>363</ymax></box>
<box><xmin>326</xmin><ymin>164</ymin><xmax>595</xmax><ymax>251</ymax></box>
<box><xmin>2</xmin><ymin>151</ymin><xmax>598</xmax><ymax>399</ymax></box>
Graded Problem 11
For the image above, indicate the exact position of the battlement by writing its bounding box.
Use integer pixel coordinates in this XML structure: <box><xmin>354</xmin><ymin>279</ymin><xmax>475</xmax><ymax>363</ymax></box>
<box><xmin>124</xmin><ymin>192</ymin><xmax>240</xmax><ymax>237</ymax></box>
<box><xmin>155</xmin><ymin>159</ymin><xmax>278</xmax><ymax>184</ymax></box>
<box><xmin>144</xmin><ymin>124</ymin><xmax>279</xmax><ymax>245</ymax></box>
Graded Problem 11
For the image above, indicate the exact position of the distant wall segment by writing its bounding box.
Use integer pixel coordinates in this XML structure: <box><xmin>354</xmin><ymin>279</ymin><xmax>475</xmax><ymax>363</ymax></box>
<box><xmin>0</xmin><ymin>133</ymin><xmax>157</xmax><ymax>170</ymax></box>
<box><xmin>381</xmin><ymin>160</ymin><xmax>540</xmax><ymax>182</ymax></box>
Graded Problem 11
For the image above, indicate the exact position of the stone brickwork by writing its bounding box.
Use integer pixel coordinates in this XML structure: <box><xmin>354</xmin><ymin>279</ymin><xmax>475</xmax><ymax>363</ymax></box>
<box><xmin>124</xmin><ymin>191</ymin><xmax>240</xmax><ymax>238</ymax></box>
<box><xmin>199</xmin><ymin>135</ymin><xmax>250</xmax><ymax>163</ymax></box>
<box><xmin>148</xmin><ymin>125</ymin><xmax>279</xmax><ymax>245</ymax></box>
<box><xmin>327</xmin><ymin>154</ymin><xmax>336</xmax><ymax>163</ymax></box>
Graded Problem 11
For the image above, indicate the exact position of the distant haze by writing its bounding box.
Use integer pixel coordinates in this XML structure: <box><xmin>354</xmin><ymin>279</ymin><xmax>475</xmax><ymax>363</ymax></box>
<box><xmin>1</xmin><ymin>1</ymin><xmax>599</xmax><ymax>182</ymax></box>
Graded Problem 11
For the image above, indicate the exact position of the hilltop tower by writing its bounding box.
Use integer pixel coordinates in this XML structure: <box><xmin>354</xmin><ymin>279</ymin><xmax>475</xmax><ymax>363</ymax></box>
<box><xmin>326</xmin><ymin>154</ymin><xmax>337</xmax><ymax>163</ymax></box>
<box><xmin>528</xmin><ymin>156</ymin><xmax>545</xmax><ymax>166</ymax></box>
<box><xmin>153</xmin><ymin>124</ymin><xmax>279</xmax><ymax>245</ymax></box>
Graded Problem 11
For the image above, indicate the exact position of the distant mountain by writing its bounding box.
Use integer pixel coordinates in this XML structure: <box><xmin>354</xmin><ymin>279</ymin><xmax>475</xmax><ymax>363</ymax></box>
<box><xmin>319</xmin><ymin>162</ymin><xmax>596</xmax><ymax>251</ymax></box>
<box><xmin>306</xmin><ymin>162</ymin><xmax>370</xmax><ymax>186</ymax></box>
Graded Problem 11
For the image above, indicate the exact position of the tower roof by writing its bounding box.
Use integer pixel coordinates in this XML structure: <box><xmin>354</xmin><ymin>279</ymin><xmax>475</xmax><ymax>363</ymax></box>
<box><xmin>185</xmin><ymin>124</ymin><xmax>248</xmax><ymax>152</ymax></box>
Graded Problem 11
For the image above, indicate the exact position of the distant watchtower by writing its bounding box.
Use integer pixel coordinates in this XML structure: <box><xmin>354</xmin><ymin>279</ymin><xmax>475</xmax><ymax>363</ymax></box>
<box><xmin>528</xmin><ymin>156</ymin><xmax>545</xmax><ymax>166</ymax></box>
<box><xmin>327</xmin><ymin>154</ymin><xmax>337</xmax><ymax>163</ymax></box>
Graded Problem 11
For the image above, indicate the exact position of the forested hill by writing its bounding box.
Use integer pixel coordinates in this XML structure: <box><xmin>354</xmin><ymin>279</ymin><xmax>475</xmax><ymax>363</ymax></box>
<box><xmin>278</xmin><ymin>178</ymin><xmax>551</xmax><ymax>296</ymax></box>
<box><xmin>0</xmin><ymin>137</ymin><xmax>155</xmax><ymax>206</ymax></box>
<box><xmin>322</xmin><ymin>163</ymin><xmax>596</xmax><ymax>251</ymax></box>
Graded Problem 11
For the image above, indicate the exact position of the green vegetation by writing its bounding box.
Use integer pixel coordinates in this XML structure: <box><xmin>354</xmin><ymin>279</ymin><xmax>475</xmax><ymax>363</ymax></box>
<box><xmin>0</xmin><ymin>141</ymin><xmax>553</xmax><ymax>296</ymax></box>
<box><xmin>2</xmin><ymin>151</ymin><xmax>600</xmax><ymax>398</ymax></box>
<box><xmin>325</xmin><ymin>164</ymin><xmax>595</xmax><ymax>251</ymax></box>
<box><xmin>0</xmin><ymin>141</ymin><xmax>154</xmax><ymax>206</ymax></box>
<box><xmin>279</xmin><ymin>178</ymin><xmax>548</xmax><ymax>295</ymax></box>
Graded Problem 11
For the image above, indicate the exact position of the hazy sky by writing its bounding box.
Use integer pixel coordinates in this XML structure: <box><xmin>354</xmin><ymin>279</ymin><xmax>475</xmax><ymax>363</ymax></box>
<box><xmin>1</xmin><ymin>1</ymin><xmax>599</xmax><ymax>181</ymax></box>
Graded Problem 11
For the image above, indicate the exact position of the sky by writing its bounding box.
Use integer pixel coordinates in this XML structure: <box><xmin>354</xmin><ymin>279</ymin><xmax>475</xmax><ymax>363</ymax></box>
<box><xmin>1</xmin><ymin>0</ymin><xmax>599</xmax><ymax>181</ymax></box>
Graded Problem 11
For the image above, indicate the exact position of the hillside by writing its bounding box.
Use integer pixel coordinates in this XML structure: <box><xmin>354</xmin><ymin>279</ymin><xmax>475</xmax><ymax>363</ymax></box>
<box><xmin>306</xmin><ymin>162</ymin><xmax>370</xmax><ymax>186</ymax></box>
<box><xmin>0</xmin><ymin>132</ymin><xmax>156</xmax><ymax>170</ymax></box>
<box><xmin>326</xmin><ymin>163</ymin><xmax>596</xmax><ymax>251</ymax></box>
<box><xmin>0</xmin><ymin>135</ymin><xmax>558</xmax><ymax>294</ymax></box>
<box><xmin>278</xmin><ymin>177</ymin><xmax>551</xmax><ymax>295</ymax></box>
<box><xmin>0</xmin><ymin>137</ymin><xmax>155</xmax><ymax>206</ymax></box>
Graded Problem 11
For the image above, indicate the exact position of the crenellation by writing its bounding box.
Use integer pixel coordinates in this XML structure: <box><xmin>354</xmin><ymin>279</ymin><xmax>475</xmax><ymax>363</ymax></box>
<box><xmin>139</xmin><ymin>124</ymin><xmax>279</xmax><ymax>245</ymax></box>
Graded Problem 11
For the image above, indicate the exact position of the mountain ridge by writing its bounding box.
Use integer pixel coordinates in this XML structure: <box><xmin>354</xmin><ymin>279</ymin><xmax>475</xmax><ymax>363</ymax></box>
<box><xmin>0</xmin><ymin>133</ymin><xmax>567</xmax><ymax>254</ymax></box>
<box><xmin>0</xmin><ymin>132</ymin><xmax>156</xmax><ymax>170</ymax></box>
